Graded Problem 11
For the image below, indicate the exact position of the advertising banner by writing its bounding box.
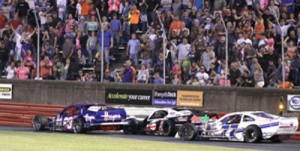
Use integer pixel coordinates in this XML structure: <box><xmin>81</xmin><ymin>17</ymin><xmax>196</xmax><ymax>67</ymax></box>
<box><xmin>152</xmin><ymin>90</ymin><xmax>177</xmax><ymax>106</ymax></box>
<box><xmin>177</xmin><ymin>90</ymin><xmax>203</xmax><ymax>107</ymax></box>
<box><xmin>287</xmin><ymin>95</ymin><xmax>300</xmax><ymax>111</ymax></box>
<box><xmin>0</xmin><ymin>84</ymin><xmax>12</xmax><ymax>99</ymax></box>
<box><xmin>105</xmin><ymin>89</ymin><xmax>152</xmax><ymax>105</ymax></box>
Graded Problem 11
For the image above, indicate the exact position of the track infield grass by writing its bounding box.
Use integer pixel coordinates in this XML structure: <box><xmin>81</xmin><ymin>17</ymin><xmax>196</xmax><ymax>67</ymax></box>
<box><xmin>0</xmin><ymin>131</ymin><xmax>253</xmax><ymax>151</ymax></box>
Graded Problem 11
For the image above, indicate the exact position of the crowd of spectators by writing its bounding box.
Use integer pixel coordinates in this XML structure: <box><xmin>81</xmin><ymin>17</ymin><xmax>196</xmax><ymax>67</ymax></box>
<box><xmin>0</xmin><ymin>0</ymin><xmax>300</xmax><ymax>88</ymax></box>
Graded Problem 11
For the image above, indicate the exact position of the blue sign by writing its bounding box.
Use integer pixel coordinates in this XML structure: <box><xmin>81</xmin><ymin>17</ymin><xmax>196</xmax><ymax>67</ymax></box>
<box><xmin>152</xmin><ymin>91</ymin><xmax>177</xmax><ymax>107</ymax></box>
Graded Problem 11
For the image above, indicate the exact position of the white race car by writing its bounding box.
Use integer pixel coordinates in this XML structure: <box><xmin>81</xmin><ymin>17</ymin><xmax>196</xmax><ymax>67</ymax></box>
<box><xmin>178</xmin><ymin>111</ymin><xmax>299</xmax><ymax>143</ymax></box>
<box><xmin>124</xmin><ymin>108</ymin><xmax>219</xmax><ymax>136</ymax></box>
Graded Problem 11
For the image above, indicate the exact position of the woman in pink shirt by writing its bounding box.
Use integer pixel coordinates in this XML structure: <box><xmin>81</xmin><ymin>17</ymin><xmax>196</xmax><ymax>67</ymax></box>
<box><xmin>24</xmin><ymin>50</ymin><xmax>35</xmax><ymax>71</ymax></box>
<box><xmin>65</xmin><ymin>14</ymin><xmax>76</xmax><ymax>33</ymax></box>
<box><xmin>16</xmin><ymin>61</ymin><xmax>30</xmax><ymax>80</ymax></box>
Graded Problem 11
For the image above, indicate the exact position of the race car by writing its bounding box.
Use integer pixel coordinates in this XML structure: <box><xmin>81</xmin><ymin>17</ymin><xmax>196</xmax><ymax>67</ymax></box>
<box><xmin>123</xmin><ymin>108</ymin><xmax>219</xmax><ymax>136</ymax></box>
<box><xmin>177</xmin><ymin>111</ymin><xmax>299</xmax><ymax>143</ymax></box>
<box><xmin>32</xmin><ymin>104</ymin><xmax>128</xmax><ymax>133</ymax></box>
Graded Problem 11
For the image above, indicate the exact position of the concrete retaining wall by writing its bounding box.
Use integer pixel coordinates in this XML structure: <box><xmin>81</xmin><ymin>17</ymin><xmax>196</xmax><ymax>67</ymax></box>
<box><xmin>1</xmin><ymin>79</ymin><xmax>300</xmax><ymax>115</ymax></box>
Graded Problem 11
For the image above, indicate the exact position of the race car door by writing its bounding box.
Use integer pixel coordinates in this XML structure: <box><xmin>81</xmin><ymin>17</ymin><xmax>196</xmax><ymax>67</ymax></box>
<box><xmin>56</xmin><ymin>106</ymin><xmax>79</xmax><ymax>131</ymax></box>
<box><xmin>219</xmin><ymin>114</ymin><xmax>242</xmax><ymax>139</ymax></box>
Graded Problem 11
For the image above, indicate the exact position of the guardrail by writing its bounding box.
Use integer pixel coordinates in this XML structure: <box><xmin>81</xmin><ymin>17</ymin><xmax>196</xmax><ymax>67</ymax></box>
<box><xmin>0</xmin><ymin>102</ymin><xmax>299</xmax><ymax>141</ymax></box>
<box><xmin>0</xmin><ymin>102</ymin><xmax>64</xmax><ymax>127</ymax></box>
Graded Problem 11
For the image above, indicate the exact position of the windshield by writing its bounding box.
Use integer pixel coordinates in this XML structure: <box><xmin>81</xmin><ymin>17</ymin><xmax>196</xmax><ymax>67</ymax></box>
<box><xmin>252</xmin><ymin>112</ymin><xmax>279</xmax><ymax>119</ymax></box>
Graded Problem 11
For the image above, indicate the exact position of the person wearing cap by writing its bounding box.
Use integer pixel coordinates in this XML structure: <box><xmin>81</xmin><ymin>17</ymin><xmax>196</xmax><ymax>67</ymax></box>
<box><xmin>103</xmin><ymin>68</ymin><xmax>115</xmax><ymax>83</ymax></box>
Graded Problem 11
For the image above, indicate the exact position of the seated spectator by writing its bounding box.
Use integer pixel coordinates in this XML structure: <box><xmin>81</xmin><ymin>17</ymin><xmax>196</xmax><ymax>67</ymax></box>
<box><xmin>137</xmin><ymin>64</ymin><xmax>149</xmax><ymax>83</ymax></box>
<box><xmin>103</xmin><ymin>68</ymin><xmax>115</xmax><ymax>83</ymax></box>
<box><xmin>153</xmin><ymin>72</ymin><xmax>164</xmax><ymax>84</ymax></box>
<box><xmin>16</xmin><ymin>61</ymin><xmax>30</xmax><ymax>80</ymax></box>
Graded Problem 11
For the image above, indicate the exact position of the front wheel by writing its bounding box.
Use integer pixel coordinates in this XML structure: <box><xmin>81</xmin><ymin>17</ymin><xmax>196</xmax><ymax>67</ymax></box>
<box><xmin>72</xmin><ymin>117</ymin><xmax>86</xmax><ymax>133</ymax></box>
<box><xmin>243</xmin><ymin>125</ymin><xmax>262</xmax><ymax>143</ymax></box>
<box><xmin>32</xmin><ymin>115</ymin><xmax>48</xmax><ymax>131</ymax></box>
<box><xmin>178</xmin><ymin>123</ymin><xmax>197</xmax><ymax>141</ymax></box>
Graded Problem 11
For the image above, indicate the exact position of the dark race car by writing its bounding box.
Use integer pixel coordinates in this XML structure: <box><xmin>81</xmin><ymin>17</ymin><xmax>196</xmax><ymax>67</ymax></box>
<box><xmin>32</xmin><ymin>104</ymin><xmax>129</xmax><ymax>133</ymax></box>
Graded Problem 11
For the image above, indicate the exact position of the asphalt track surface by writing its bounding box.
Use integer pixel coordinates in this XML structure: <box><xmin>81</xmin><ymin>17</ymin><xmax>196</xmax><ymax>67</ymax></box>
<box><xmin>0</xmin><ymin>126</ymin><xmax>299</xmax><ymax>151</ymax></box>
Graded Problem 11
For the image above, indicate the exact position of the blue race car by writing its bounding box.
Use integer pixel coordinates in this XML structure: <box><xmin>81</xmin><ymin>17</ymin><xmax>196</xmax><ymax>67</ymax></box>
<box><xmin>32</xmin><ymin>104</ymin><xmax>130</xmax><ymax>133</ymax></box>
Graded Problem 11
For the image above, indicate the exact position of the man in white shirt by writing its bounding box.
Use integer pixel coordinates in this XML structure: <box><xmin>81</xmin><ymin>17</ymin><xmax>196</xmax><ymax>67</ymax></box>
<box><xmin>195</xmin><ymin>65</ymin><xmax>209</xmax><ymax>86</ymax></box>
<box><xmin>57</xmin><ymin>0</ymin><xmax>67</xmax><ymax>20</ymax></box>
<box><xmin>127</xmin><ymin>33</ymin><xmax>140</xmax><ymax>66</ymax></box>
<box><xmin>177</xmin><ymin>38</ymin><xmax>191</xmax><ymax>63</ymax></box>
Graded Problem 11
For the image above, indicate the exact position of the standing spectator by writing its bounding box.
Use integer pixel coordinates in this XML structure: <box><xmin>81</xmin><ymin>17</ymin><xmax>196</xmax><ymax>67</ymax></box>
<box><xmin>68</xmin><ymin>0</ymin><xmax>77</xmax><ymax>19</ymax></box>
<box><xmin>127</xmin><ymin>33</ymin><xmax>140</xmax><ymax>66</ymax></box>
<box><xmin>110</xmin><ymin>14</ymin><xmax>122</xmax><ymax>48</ymax></box>
<box><xmin>214</xmin><ymin>0</ymin><xmax>227</xmax><ymax>11</ymax></box>
<box><xmin>0</xmin><ymin>9</ymin><xmax>8</xmax><ymax>37</ymax></box>
<box><xmin>123</xmin><ymin>60</ymin><xmax>136</xmax><ymax>83</ymax></box>
<box><xmin>169</xmin><ymin>15</ymin><xmax>183</xmax><ymax>39</ymax></box>
<box><xmin>253</xmin><ymin>63</ymin><xmax>265</xmax><ymax>88</ymax></box>
<box><xmin>108</xmin><ymin>0</ymin><xmax>121</xmax><ymax>16</ymax></box>
<box><xmin>5</xmin><ymin>62</ymin><xmax>17</xmax><ymax>79</ymax></box>
<box><xmin>16</xmin><ymin>61</ymin><xmax>30</xmax><ymax>80</ymax></box>
<box><xmin>62</xmin><ymin>37</ymin><xmax>74</xmax><ymax>61</ymax></box>
<box><xmin>16</xmin><ymin>0</ymin><xmax>30</xmax><ymax>19</ymax></box>
<box><xmin>57</xmin><ymin>0</ymin><xmax>67</xmax><ymax>20</ymax></box>
<box><xmin>254</xmin><ymin>17</ymin><xmax>265</xmax><ymax>45</ymax></box>
<box><xmin>177</xmin><ymin>38</ymin><xmax>191</xmax><ymax>63</ymax></box>
<box><xmin>172</xmin><ymin>61</ymin><xmax>182</xmax><ymax>84</ymax></box>
<box><xmin>40</xmin><ymin>56</ymin><xmax>53</xmax><ymax>79</ymax></box>
<box><xmin>201</xmin><ymin>44</ymin><xmax>215</xmax><ymax>70</ymax></box>
<box><xmin>229</xmin><ymin>62</ymin><xmax>242</xmax><ymax>86</ymax></box>
<box><xmin>98</xmin><ymin>25</ymin><xmax>113</xmax><ymax>67</ymax></box>
<box><xmin>86</xmin><ymin>16</ymin><xmax>99</xmax><ymax>32</ymax></box>
<box><xmin>195</xmin><ymin>65</ymin><xmax>209</xmax><ymax>86</ymax></box>
<box><xmin>86</xmin><ymin>31</ymin><xmax>98</xmax><ymax>63</ymax></box>
<box><xmin>129</xmin><ymin>4</ymin><xmax>140</xmax><ymax>34</ymax></box>
<box><xmin>53</xmin><ymin>60</ymin><xmax>66</xmax><ymax>80</ymax></box>
<box><xmin>137</xmin><ymin>64</ymin><xmax>149</xmax><ymax>83</ymax></box>
<box><xmin>160</xmin><ymin>0</ymin><xmax>172</xmax><ymax>12</ymax></box>
<box><xmin>80</xmin><ymin>0</ymin><xmax>92</xmax><ymax>19</ymax></box>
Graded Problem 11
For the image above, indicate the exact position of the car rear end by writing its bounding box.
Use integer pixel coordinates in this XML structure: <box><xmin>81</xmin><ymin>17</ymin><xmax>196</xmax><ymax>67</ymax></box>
<box><xmin>275</xmin><ymin>117</ymin><xmax>299</xmax><ymax>135</ymax></box>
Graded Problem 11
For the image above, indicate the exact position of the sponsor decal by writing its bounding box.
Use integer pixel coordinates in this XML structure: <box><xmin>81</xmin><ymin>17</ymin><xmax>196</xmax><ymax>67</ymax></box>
<box><xmin>152</xmin><ymin>90</ymin><xmax>177</xmax><ymax>107</ymax></box>
<box><xmin>84</xmin><ymin>114</ymin><xmax>95</xmax><ymax>122</ymax></box>
<box><xmin>105</xmin><ymin>89</ymin><xmax>152</xmax><ymax>105</ymax></box>
<box><xmin>0</xmin><ymin>84</ymin><xmax>12</xmax><ymax>99</ymax></box>
<box><xmin>287</xmin><ymin>95</ymin><xmax>300</xmax><ymax>111</ymax></box>
<box><xmin>177</xmin><ymin>91</ymin><xmax>203</xmax><ymax>107</ymax></box>
<box><xmin>101</xmin><ymin>111</ymin><xmax>121</xmax><ymax>121</ymax></box>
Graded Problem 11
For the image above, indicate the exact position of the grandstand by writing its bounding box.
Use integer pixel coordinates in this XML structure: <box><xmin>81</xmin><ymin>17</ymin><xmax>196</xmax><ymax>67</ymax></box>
<box><xmin>0</xmin><ymin>0</ymin><xmax>299</xmax><ymax>88</ymax></box>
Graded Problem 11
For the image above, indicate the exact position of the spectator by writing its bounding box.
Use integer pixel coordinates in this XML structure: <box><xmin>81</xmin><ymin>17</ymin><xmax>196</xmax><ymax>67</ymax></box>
<box><xmin>16</xmin><ymin>61</ymin><xmax>30</xmax><ymax>80</ymax></box>
<box><xmin>253</xmin><ymin>63</ymin><xmax>265</xmax><ymax>88</ymax></box>
<box><xmin>110</xmin><ymin>14</ymin><xmax>122</xmax><ymax>48</ymax></box>
<box><xmin>201</xmin><ymin>44</ymin><xmax>215</xmax><ymax>70</ymax></box>
<box><xmin>127</xmin><ymin>33</ymin><xmax>140</xmax><ymax>66</ymax></box>
<box><xmin>16</xmin><ymin>0</ymin><xmax>30</xmax><ymax>19</ymax></box>
<box><xmin>195</xmin><ymin>65</ymin><xmax>209</xmax><ymax>86</ymax></box>
<box><xmin>103</xmin><ymin>68</ymin><xmax>115</xmax><ymax>83</ymax></box>
<box><xmin>123</xmin><ymin>60</ymin><xmax>136</xmax><ymax>83</ymax></box>
<box><xmin>5</xmin><ymin>62</ymin><xmax>17</xmax><ymax>79</ymax></box>
<box><xmin>137</xmin><ymin>64</ymin><xmax>149</xmax><ymax>83</ymax></box>
<box><xmin>86</xmin><ymin>31</ymin><xmax>98</xmax><ymax>63</ymax></box>
<box><xmin>62</xmin><ymin>37</ymin><xmax>74</xmax><ymax>61</ymax></box>
<box><xmin>172</xmin><ymin>61</ymin><xmax>182</xmax><ymax>84</ymax></box>
<box><xmin>129</xmin><ymin>5</ymin><xmax>140</xmax><ymax>34</ymax></box>
<box><xmin>153</xmin><ymin>72</ymin><xmax>164</xmax><ymax>84</ymax></box>
<box><xmin>40</xmin><ymin>56</ymin><xmax>53</xmax><ymax>79</ymax></box>
<box><xmin>177</xmin><ymin>38</ymin><xmax>191</xmax><ymax>63</ymax></box>
<box><xmin>229</xmin><ymin>62</ymin><xmax>242</xmax><ymax>86</ymax></box>
<box><xmin>98</xmin><ymin>25</ymin><xmax>113</xmax><ymax>66</ymax></box>
<box><xmin>53</xmin><ymin>60</ymin><xmax>66</xmax><ymax>80</ymax></box>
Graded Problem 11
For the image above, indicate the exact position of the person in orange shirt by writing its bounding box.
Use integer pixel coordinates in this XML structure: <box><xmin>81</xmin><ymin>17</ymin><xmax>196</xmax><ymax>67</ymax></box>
<box><xmin>169</xmin><ymin>15</ymin><xmax>183</xmax><ymax>38</ymax></box>
<box><xmin>254</xmin><ymin>17</ymin><xmax>265</xmax><ymax>41</ymax></box>
<box><xmin>129</xmin><ymin>5</ymin><xmax>140</xmax><ymax>35</ymax></box>
<box><xmin>277</xmin><ymin>79</ymin><xmax>294</xmax><ymax>89</ymax></box>
<box><xmin>80</xmin><ymin>0</ymin><xmax>91</xmax><ymax>18</ymax></box>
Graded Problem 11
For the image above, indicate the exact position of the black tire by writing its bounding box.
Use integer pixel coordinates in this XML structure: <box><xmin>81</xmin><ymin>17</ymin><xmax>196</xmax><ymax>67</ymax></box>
<box><xmin>32</xmin><ymin>115</ymin><xmax>48</xmax><ymax>131</ymax></box>
<box><xmin>178</xmin><ymin>123</ymin><xmax>197</xmax><ymax>141</ymax></box>
<box><xmin>162</xmin><ymin>120</ymin><xmax>176</xmax><ymax>136</ymax></box>
<box><xmin>243</xmin><ymin>125</ymin><xmax>262</xmax><ymax>143</ymax></box>
<box><xmin>72</xmin><ymin>117</ymin><xmax>86</xmax><ymax>133</ymax></box>
<box><xmin>270</xmin><ymin>135</ymin><xmax>283</xmax><ymax>143</ymax></box>
<box><xmin>123</xmin><ymin>118</ymin><xmax>138</xmax><ymax>135</ymax></box>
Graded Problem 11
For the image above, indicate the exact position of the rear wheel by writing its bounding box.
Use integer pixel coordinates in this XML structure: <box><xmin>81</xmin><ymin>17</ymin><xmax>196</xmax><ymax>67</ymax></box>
<box><xmin>162</xmin><ymin>120</ymin><xmax>176</xmax><ymax>136</ymax></box>
<box><xmin>270</xmin><ymin>135</ymin><xmax>283</xmax><ymax>143</ymax></box>
<box><xmin>72</xmin><ymin>117</ymin><xmax>86</xmax><ymax>133</ymax></box>
<box><xmin>32</xmin><ymin>115</ymin><xmax>48</xmax><ymax>131</ymax></box>
<box><xmin>123</xmin><ymin>119</ymin><xmax>138</xmax><ymax>135</ymax></box>
<box><xmin>243</xmin><ymin>125</ymin><xmax>262</xmax><ymax>143</ymax></box>
<box><xmin>178</xmin><ymin>123</ymin><xmax>197</xmax><ymax>141</ymax></box>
